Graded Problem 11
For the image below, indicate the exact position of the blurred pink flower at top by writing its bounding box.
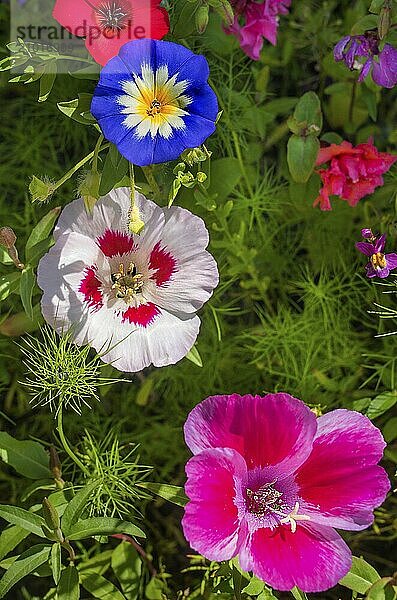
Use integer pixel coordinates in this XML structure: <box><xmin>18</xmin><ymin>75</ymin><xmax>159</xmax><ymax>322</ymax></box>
<box><xmin>226</xmin><ymin>0</ymin><xmax>291</xmax><ymax>60</ymax></box>
<box><xmin>314</xmin><ymin>140</ymin><xmax>397</xmax><ymax>211</ymax></box>
<box><xmin>53</xmin><ymin>0</ymin><xmax>169</xmax><ymax>66</ymax></box>
<box><xmin>182</xmin><ymin>393</ymin><xmax>390</xmax><ymax>592</ymax></box>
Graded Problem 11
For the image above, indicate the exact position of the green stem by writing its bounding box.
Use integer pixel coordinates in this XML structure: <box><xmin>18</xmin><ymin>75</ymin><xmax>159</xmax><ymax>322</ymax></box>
<box><xmin>92</xmin><ymin>134</ymin><xmax>104</xmax><ymax>173</ymax></box>
<box><xmin>142</xmin><ymin>166</ymin><xmax>162</xmax><ymax>200</ymax></box>
<box><xmin>53</xmin><ymin>144</ymin><xmax>110</xmax><ymax>192</ymax></box>
<box><xmin>57</xmin><ymin>406</ymin><xmax>89</xmax><ymax>476</ymax></box>
<box><xmin>232</xmin><ymin>131</ymin><xmax>254</xmax><ymax>197</ymax></box>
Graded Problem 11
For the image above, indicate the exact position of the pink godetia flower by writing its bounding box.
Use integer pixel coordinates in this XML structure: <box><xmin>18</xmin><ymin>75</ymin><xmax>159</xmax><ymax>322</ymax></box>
<box><xmin>52</xmin><ymin>0</ymin><xmax>169</xmax><ymax>66</ymax></box>
<box><xmin>356</xmin><ymin>232</ymin><xmax>397</xmax><ymax>279</ymax></box>
<box><xmin>182</xmin><ymin>393</ymin><xmax>389</xmax><ymax>592</ymax></box>
<box><xmin>314</xmin><ymin>140</ymin><xmax>397</xmax><ymax>211</ymax></box>
<box><xmin>37</xmin><ymin>188</ymin><xmax>219</xmax><ymax>372</ymax></box>
<box><xmin>226</xmin><ymin>0</ymin><xmax>291</xmax><ymax>60</ymax></box>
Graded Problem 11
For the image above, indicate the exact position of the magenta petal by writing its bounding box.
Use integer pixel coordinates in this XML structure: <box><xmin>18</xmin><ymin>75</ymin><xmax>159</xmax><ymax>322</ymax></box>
<box><xmin>297</xmin><ymin>410</ymin><xmax>390</xmax><ymax>531</ymax></box>
<box><xmin>182</xmin><ymin>448</ymin><xmax>247</xmax><ymax>561</ymax></box>
<box><xmin>184</xmin><ymin>393</ymin><xmax>317</xmax><ymax>472</ymax></box>
<box><xmin>385</xmin><ymin>253</ymin><xmax>397</xmax><ymax>270</ymax></box>
<box><xmin>355</xmin><ymin>241</ymin><xmax>376</xmax><ymax>256</ymax></box>
<box><xmin>239</xmin><ymin>523</ymin><xmax>351</xmax><ymax>592</ymax></box>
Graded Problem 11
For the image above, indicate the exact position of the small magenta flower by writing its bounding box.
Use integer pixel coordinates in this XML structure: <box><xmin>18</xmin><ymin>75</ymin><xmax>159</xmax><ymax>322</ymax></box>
<box><xmin>91</xmin><ymin>39</ymin><xmax>218</xmax><ymax>166</ymax></box>
<box><xmin>37</xmin><ymin>188</ymin><xmax>219</xmax><ymax>372</ymax></box>
<box><xmin>334</xmin><ymin>33</ymin><xmax>397</xmax><ymax>88</ymax></box>
<box><xmin>182</xmin><ymin>393</ymin><xmax>389</xmax><ymax>592</ymax></box>
<box><xmin>356</xmin><ymin>233</ymin><xmax>397</xmax><ymax>279</ymax></box>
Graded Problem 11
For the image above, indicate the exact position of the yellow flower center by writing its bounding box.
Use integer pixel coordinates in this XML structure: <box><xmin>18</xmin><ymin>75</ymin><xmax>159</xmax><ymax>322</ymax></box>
<box><xmin>371</xmin><ymin>252</ymin><xmax>387</xmax><ymax>270</ymax></box>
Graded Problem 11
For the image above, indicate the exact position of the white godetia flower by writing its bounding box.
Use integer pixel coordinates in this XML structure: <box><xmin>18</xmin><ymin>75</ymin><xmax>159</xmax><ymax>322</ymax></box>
<box><xmin>37</xmin><ymin>188</ymin><xmax>219</xmax><ymax>373</ymax></box>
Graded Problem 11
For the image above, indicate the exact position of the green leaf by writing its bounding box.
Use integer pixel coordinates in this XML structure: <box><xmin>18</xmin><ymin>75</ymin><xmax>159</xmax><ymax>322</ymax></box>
<box><xmin>351</xmin><ymin>15</ymin><xmax>378</xmax><ymax>34</ymax></box>
<box><xmin>0</xmin><ymin>272</ymin><xmax>21</xmax><ymax>302</ymax></box>
<box><xmin>61</xmin><ymin>480</ymin><xmax>98</xmax><ymax>536</ymax></box>
<box><xmin>185</xmin><ymin>345</ymin><xmax>203</xmax><ymax>367</ymax></box>
<box><xmin>57</xmin><ymin>565</ymin><xmax>80</xmax><ymax>600</ymax></box>
<box><xmin>57</xmin><ymin>94</ymin><xmax>96</xmax><ymax>125</ymax></box>
<box><xmin>20</xmin><ymin>267</ymin><xmax>36</xmax><ymax>320</ymax></box>
<box><xmin>50</xmin><ymin>544</ymin><xmax>61</xmax><ymax>585</ymax></box>
<box><xmin>242</xmin><ymin>577</ymin><xmax>265</xmax><ymax>595</ymax></box>
<box><xmin>383</xmin><ymin>417</ymin><xmax>397</xmax><ymax>442</ymax></box>
<box><xmin>25</xmin><ymin>207</ymin><xmax>61</xmax><ymax>262</ymax></box>
<box><xmin>80</xmin><ymin>571</ymin><xmax>126</xmax><ymax>599</ymax></box>
<box><xmin>38</xmin><ymin>60</ymin><xmax>57</xmax><ymax>102</ymax></box>
<box><xmin>0</xmin><ymin>248</ymin><xmax>13</xmax><ymax>265</ymax></box>
<box><xmin>292</xmin><ymin>91</ymin><xmax>323</xmax><ymax>132</ymax></box>
<box><xmin>366</xmin><ymin>577</ymin><xmax>392</xmax><ymax>600</ymax></box>
<box><xmin>99</xmin><ymin>147</ymin><xmax>128</xmax><ymax>196</ymax></box>
<box><xmin>206</xmin><ymin>158</ymin><xmax>242</xmax><ymax>203</ymax></box>
<box><xmin>78</xmin><ymin>550</ymin><xmax>113</xmax><ymax>575</ymax></box>
<box><xmin>0</xmin><ymin>505</ymin><xmax>46</xmax><ymax>537</ymax></box>
<box><xmin>366</xmin><ymin>392</ymin><xmax>397</xmax><ymax>420</ymax></box>
<box><xmin>0</xmin><ymin>526</ymin><xmax>30</xmax><ymax>562</ymax></box>
<box><xmin>66</xmin><ymin>517</ymin><xmax>145</xmax><ymax>541</ymax></box>
<box><xmin>111</xmin><ymin>542</ymin><xmax>141</xmax><ymax>596</ymax></box>
<box><xmin>287</xmin><ymin>135</ymin><xmax>320</xmax><ymax>183</ymax></box>
<box><xmin>0</xmin><ymin>432</ymin><xmax>49</xmax><ymax>479</ymax></box>
<box><xmin>339</xmin><ymin>556</ymin><xmax>381</xmax><ymax>594</ymax></box>
<box><xmin>291</xmin><ymin>588</ymin><xmax>309</xmax><ymax>600</ymax></box>
<box><xmin>137</xmin><ymin>482</ymin><xmax>188</xmax><ymax>507</ymax></box>
<box><xmin>0</xmin><ymin>544</ymin><xmax>50</xmax><ymax>599</ymax></box>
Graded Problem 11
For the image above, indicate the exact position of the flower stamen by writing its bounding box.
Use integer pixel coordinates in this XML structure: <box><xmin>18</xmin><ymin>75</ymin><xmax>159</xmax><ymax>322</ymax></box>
<box><xmin>111</xmin><ymin>262</ymin><xmax>144</xmax><ymax>303</ymax></box>
<box><xmin>371</xmin><ymin>252</ymin><xmax>387</xmax><ymax>270</ymax></box>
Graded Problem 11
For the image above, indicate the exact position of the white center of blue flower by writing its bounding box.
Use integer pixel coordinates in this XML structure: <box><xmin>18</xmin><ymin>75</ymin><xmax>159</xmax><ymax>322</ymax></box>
<box><xmin>117</xmin><ymin>64</ymin><xmax>192</xmax><ymax>139</ymax></box>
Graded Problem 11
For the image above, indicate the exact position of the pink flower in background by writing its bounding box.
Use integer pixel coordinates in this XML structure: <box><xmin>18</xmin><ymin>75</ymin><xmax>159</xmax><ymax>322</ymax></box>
<box><xmin>37</xmin><ymin>188</ymin><xmax>218</xmax><ymax>372</ymax></box>
<box><xmin>226</xmin><ymin>0</ymin><xmax>291</xmax><ymax>60</ymax></box>
<box><xmin>314</xmin><ymin>140</ymin><xmax>397</xmax><ymax>211</ymax></box>
<box><xmin>182</xmin><ymin>393</ymin><xmax>389</xmax><ymax>592</ymax></box>
<box><xmin>53</xmin><ymin>0</ymin><xmax>169</xmax><ymax>66</ymax></box>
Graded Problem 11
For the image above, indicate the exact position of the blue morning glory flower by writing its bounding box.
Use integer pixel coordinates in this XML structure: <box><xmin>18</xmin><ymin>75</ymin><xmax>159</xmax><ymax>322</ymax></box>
<box><xmin>91</xmin><ymin>39</ymin><xmax>219</xmax><ymax>166</ymax></box>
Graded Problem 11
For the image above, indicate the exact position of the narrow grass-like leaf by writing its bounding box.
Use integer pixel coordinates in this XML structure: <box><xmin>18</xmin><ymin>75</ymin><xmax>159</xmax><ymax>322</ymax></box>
<box><xmin>50</xmin><ymin>543</ymin><xmax>61</xmax><ymax>585</ymax></box>
<box><xmin>0</xmin><ymin>526</ymin><xmax>29</xmax><ymax>562</ymax></box>
<box><xmin>80</xmin><ymin>571</ymin><xmax>126</xmax><ymax>599</ymax></box>
<box><xmin>25</xmin><ymin>207</ymin><xmax>61</xmax><ymax>261</ymax></box>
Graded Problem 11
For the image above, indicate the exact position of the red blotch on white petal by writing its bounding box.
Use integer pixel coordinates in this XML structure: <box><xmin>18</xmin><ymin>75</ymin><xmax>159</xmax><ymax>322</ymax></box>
<box><xmin>79</xmin><ymin>266</ymin><xmax>103</xmax><ymax>309</ymax></box>
<box><xmin>121</xmin><ymin>302</ymin><xmax>160</xmax><ymax>327</ymax></box>
<box><xmin>97</xmin><ymin>229</ymin><xmax>135</xmax><ymax>257</ymax></box>
<box><xmin>149</xmin><ymin>241</ymin><xmax>177</xmax><ymax>286</ymax></box>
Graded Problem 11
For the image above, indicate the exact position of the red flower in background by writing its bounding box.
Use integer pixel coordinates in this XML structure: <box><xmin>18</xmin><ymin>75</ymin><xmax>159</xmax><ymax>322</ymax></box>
<box><xmin>314</xmin><ymin>140</ymin><xmax>396</xmax><ymax>211</ymax></box>
<box><xmin>53</xmin><ymin>0</ymin><xmax>169</xmax><ymax>66</ymax></box>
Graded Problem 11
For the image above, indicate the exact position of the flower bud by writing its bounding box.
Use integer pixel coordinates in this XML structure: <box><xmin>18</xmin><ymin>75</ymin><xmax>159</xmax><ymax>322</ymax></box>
<box><xmin>78</xmin><ymin>170</ymin><xmax>101</xmax><ymax>213</ymax></box>
<box><xmin>129</xmin><ymin>203</ymin><xmax>145</xmax><ymax>235</ymax></box>
<box><xmin>378</xmin><ymin>6</ymin><xmax>391</xmax><ymax>40</ymax></box>
<box><xmin>0</xmin><ymin>227</ymin><xmax>17</xmax><ymax>249</ymax></box>
<box><xmin>196</xmin><ymin>4</ymin><xmax>210</xmax><ymax>34</ymax></box>
<box><xmin>42</xmin><ymin>497</ymin><xmax>60</xmax><ymax>530</ymax></box>
<box><xmin>29</xmin><ymin>176</ymin><xmax>55</xmax><ymax>203</ymax></box>
<box><xmin>49</xmin><ymin>446</ymin><xmax>64</xmax><ymax>485</ymax></box>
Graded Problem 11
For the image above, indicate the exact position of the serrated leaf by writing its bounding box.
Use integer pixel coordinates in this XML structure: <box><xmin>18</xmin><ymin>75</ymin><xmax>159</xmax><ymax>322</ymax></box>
<box><xmin>25</xmin><ymin>207</ymin><xmax>61</xmax><ymax>262</ymax></box>
<box><xmin>66</xmin><ymin>517</ymin><xmax>145</xmax><ymax>541</ymax></box>
<box><xmin>0</xmin><ymin>544</ymin><xmax>50</xmax><ymax>599</ymax></box>
<box><xmin>0</xmin><ymin>526</ymin><xmax>30</xmax><ymax>562</ymax></box>
<box><xmin>0</xmin><ymin>432</ymin><xmax>49</xmax><ymax>479</ymax></box>
<box><xmin>57</xmin><ymin>565</ymin><xmax>80</xmax><ymax>600</ymax></box>
<box><xmin>61</xmin><ymin>480</ymin><xmax>99</xmax><ymax>536</ymax></box>
<box><xmin>50</xmin><ymin>544</ymin><xmax>61</xmax><ymax>585</ymax></box>
<box><xmin>0</xmin><ymin>272</ymin><xmax>21</xmax><ymax>302</ymax></box>
<box><xmin>137</xmin><ymin>482</ymin><xmax>188</xmax><ymax>507</ymax></box>
<box><xmin>0</xmin><ymin>505</ymin><xmax>46</xmax><ymax>537</ymax></box>
<box><xmin>80</xmin><ymin>571</ymin><xmax>126</xmax><ymax>599</ymax></box>
<box><xmin>366</xmin><ymin>393</ymin><xmax>397</xmax><ymax>420</ymax></box>
<box><xmin>20</xmin><ymin>267</ymin><xmax>36</xmax><ymax>320</ymax></box>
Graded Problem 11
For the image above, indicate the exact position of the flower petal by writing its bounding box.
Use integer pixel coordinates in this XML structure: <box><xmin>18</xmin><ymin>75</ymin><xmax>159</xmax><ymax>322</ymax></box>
<box><xmin>355</xmin><ymin>241</ymin><xmax>376</xmax><ymax>257</ymax></box>
<box><xmin>239</xmin><ymin>523</ymin><xmax>351</xmax><ymax>592</ymax></box>
<box><xmin>183</xmin><ymin>448</ymin><xmax>247</xmax><ymax>561</ymax></box>
<box><xmin>146</xmin><ymin>206</ymin><xmax>219</xmax><ymax>313</ymax></box>
<box><xmin>297</xmin><ymin>409</ymin><xmax>390</xmax><ymax>531</ymax></box>
<box><xmin>184</xmin><ymin>393</ymin><xmax>317</xmax><ymax>473</ymax></box>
